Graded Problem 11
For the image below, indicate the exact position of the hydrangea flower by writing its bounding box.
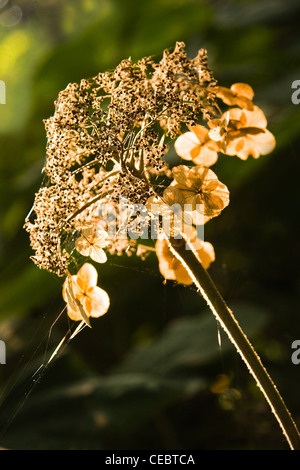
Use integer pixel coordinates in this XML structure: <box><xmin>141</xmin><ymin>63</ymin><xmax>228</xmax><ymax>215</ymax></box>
<box><xmin>208</xmin><ymin>106</ymin><xmax>276</xmax><ymax>160</ymax></box>
<box><xmin>216</xmin><ymin>83</ymin><xmax>254</xmax><ymax>110</ymax></box>
<box><xmin>163</xmin><ymin>165</ymin><xmax>230</xmax><ymax>225</ymax></box>
<box><xmin>75</xmin><ymin>226</ymin><xmax>110</xmax><ymax>263</ymax></box>
<box><xmin>63</xmin><ymin>263</ymin><xmax>110</xmax><ymax>323</ymax></box>
<box><xmin>174</xmin><ymin>124</ymin><xmax>220</xmax><ymax>166</ymax></box>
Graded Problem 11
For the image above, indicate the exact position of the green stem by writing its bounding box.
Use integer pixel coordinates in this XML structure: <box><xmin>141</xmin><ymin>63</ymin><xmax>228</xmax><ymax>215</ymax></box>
<box><xmin>167</xmin><ymin>236</ymin><xmax>300</xmax><ymax>450</ymax></box>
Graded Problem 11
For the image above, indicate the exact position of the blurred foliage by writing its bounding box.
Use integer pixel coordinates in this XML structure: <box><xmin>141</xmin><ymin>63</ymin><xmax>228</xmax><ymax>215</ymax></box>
<box><xmin>0</xmin><ymin>0</ymin><xmax>300</xmax><ymax>450</ymax></box>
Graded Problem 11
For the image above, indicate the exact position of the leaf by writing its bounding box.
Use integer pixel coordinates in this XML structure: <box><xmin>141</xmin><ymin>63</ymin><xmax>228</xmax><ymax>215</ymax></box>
<box><xmin>0</xmin><ymin>367</ymin><xmax>205</xmax><ymax>449</ymax></box>
<box><xmin>0</xmin><ymin>302</ymin><xmax>269</xmax><ymax>449</ymax></box>
<box><xmin>117</xmin><ymin>302</ymin><xmax>270</xmax><ymax>377</ymax></box>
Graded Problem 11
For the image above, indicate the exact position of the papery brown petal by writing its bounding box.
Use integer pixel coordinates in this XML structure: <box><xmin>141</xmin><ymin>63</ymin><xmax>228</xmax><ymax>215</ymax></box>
<box><xmin>76</xmin><ymin>263</ymin><xmax>98</xmax><ymax>291</ymax></box>
<box><xmin>84</xmin><ymin>286</ymin><xmax>110</xmax><ymax>317</ymax></box>
<box><xmin>191</xmin><ymin>144</ymin><xmax>219</xmax><ymax>166</ymax></box>
<box><xmin>195</xmin><ymin>241</ymin><xmax>215</xmax><ymax>269</ymax></box>
<box><xmin>231</xmin><ymin>83</ymin><xmax>254</xmax><ymax>101</ymax></box>
<box><xmin>90</xmin><ymin>246</ymin><xmax>107</xmax><ymax>264</ymax></box>
<box><xmin>163</xmin><ymin>185</ymin><xmax>186</xmax><ymax>207</ymax></box>
<box><xmin>174</xmin><ymin>131</ymin><xmax>200</xmax><ymax>161</ymax></box>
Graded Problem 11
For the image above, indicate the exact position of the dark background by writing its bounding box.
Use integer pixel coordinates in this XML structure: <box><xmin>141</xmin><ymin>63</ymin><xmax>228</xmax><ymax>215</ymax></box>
<box><xmin>0</xmin><ymin>0</ymin><xmax>300</xmax><ymax>450</ymax></box>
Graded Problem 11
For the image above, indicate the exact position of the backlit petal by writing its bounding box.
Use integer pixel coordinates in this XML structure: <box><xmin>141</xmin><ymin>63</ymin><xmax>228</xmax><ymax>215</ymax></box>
<box><xmin>195</xmin><ymin>241</ymin><xmax>215</xmax><ymax>269</ymax></box>
<box><xmin>191</xmin><ymin>143</ymin><xmax>219</xmax><ymax>166</ymax></box>
<box><xmin>155</xmin><ymin>237</ymin><xmax>193</xmax><ymax>285</ymax></box>
<box><xmin>76</xmin><ymin>263</ymin><xmax>98</xmax><ymax>291</ymax></box>
<box><xmin>66</xmin><ymin>303</ymin><xmax>83</xmax><ymax>321</ymax></box>
<box><xmin>84</xmin><ymin>286</ymin><xmax>110</xmax><ymax>317</ymax></box>
<box><xmin>228</xmin><ymin>106</ymin><xmax>267</xmax><ymax>129</ymax></box>
<box><xmin>226</xmin><ymin>129</ymin><xmax>275</xmax><ymax>159</ymax></box>
<box><xmin>231</xmin><ymin>83</ymin><xmax>254</xmax><ymax>101</ymax></box>
<box><xmin>174</xmin><ymin>131</ymin><xmax>200</xmax><ymax>160</ymax></box>
<box><xmin>90</xmin><ymin>246</ymin><xmax>107</xmax><ymax>264</ymax></box>
<box><xmin>155</xmin><ymin>234</ymin><xmax>215</xmax><ymax>286</ymax></box>
<box><xmin>216</xmin><ymin>84</ymin><xmax>254</xmax><ymax>110</ymax></box>
<box><xmin>75</xmin><ymin>236</ymin><xmax>91</xmax><ymax>256</ymax></box>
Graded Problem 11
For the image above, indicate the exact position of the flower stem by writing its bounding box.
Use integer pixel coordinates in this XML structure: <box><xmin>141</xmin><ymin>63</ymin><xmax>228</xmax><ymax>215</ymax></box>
<box><xmin>167</xmin><ymin>236</ymin><xmax>300</xmax><ymax>450</ymax></box>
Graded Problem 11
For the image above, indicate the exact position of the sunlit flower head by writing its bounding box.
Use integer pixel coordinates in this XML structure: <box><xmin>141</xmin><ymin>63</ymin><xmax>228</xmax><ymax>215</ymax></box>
<box><xmin>75</xmin><ymin>226</ymin><xmax>110</xmax><ymax>263</ymax></box>
<box><xmin>174</xmin><ymin>124</ymin><xmax>220</xmax><ymax>166</ymax></box>
<box><xmin>155</xmin><ymin>226</ymin><xmax>215</xmax><ymax>285</ymax></box>
<box><xmin>208</xmin><ymin>105</ymin><xmax>276</xmax><ymax>160</ymax></box>
<box><xmin>63</xmin><ymin>263</ymin><xmax>110</xmax><ymax>322</ymax></box>
<box><xmin>216</xmin><ymin>83</ymin><xmax>254</xmax><ymax>110</ymax></box>
<box><xmin>163</xmin><ymin>165</ymin><xmax>230</xmax><ymax>225</ymax></box>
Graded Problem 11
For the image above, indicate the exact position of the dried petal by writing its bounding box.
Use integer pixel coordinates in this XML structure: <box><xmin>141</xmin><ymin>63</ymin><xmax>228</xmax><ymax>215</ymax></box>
<box><xmin>174</xmin><ymin>125</ymin><xmax>219</xmax><ymax>166</ymax></box>
<box><xmin>83</xmin><ymin>286</ymin><xmax>110</xmax><ymax>317</ymax></box>
<box><xmin>76</xmin><ymin>263</ymin><xmax>98</xmax><ymax>291</ymax></box>
<box><xmin>216</xmin><ymin>83</ymin><xmax>254</xmax><ymax>110</ymax></box>
<box><xmin>224</xmin><ymin>106</ymin><xmax>276</xmax><ymax>159</ymax></box>
<box><xmin>166</xmin><ymin>165</ymin><xmax>230</xmax><ymax>224</ymax></box>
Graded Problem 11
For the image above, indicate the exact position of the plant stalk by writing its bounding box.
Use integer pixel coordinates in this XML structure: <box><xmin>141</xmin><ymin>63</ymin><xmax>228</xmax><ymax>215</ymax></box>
<box><xmin>167</xmin><ymin>236</ymin><xmax>300</xmax><ymax>450</ymax></box>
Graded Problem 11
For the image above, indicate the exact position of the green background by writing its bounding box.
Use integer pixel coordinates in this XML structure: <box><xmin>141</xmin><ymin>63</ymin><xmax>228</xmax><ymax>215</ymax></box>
<box><xmin>0</xmin><ymin>0</ymin><xmax>300</xmax><ymax>450</ymax></box>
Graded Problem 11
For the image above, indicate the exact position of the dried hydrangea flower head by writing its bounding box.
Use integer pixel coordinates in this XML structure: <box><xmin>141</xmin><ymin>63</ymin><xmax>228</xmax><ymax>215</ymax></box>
<box><xmin>24</xmin><ymin>42</ymin><xmax>218</xmax><ymax>278</ymax></box>
<box><xmin>24</xmin><ymin>42</ymin><xmax>275</xmax><ymax>323</ymax></box>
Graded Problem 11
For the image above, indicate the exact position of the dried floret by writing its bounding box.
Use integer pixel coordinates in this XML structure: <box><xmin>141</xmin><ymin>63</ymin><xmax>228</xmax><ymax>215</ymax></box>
<box><xmin>24</xmin><ymin>43</ymin><xmax>276</xmax><ymax>328</ymax></box>
<box><xmin>216</xmin><ymin>83</ymin><xmax>254</xmax><ymax>110</ymax></box>
<box><xmin>208</xmin><ymin>106</ymin><xmax>276</xmax><ymax>160</ymax></box>
<box><xmin>63</xmin><ymin>263</ymin><xmax>110</xmax><ymax>322</ymax></box>
<box><xmin>75</xmin><ymin>226</ymin><xmax>110</xmax><ymax>264</ymax></box>
<box><xmin>163</xmin><ymin>165</ymin><xmax>230</xmax><ymax>224</ymax></box>
<box><xmin>174</xmin><ymin>124</ymin><xmax>220</xmax><ymax>166</ymax></box>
